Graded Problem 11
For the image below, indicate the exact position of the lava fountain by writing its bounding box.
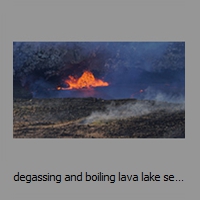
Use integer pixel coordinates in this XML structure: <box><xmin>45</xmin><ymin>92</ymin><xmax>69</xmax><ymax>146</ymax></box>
<box><xmin>57</xmin><ymin>71</ymin><xmax>109</xmax><ymax>90</ymax></box>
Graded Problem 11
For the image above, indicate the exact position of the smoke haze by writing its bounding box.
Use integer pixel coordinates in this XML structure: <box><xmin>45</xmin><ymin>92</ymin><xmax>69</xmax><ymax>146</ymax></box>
<box><xmin>13</xmin><ymin>42</ymin><xmax>185</xmax><ymax>102</ymax></box>
<box><xmin>82</xmin><ymin>100</ymin><xmax>185</xmax><ymax>125</ymax></box>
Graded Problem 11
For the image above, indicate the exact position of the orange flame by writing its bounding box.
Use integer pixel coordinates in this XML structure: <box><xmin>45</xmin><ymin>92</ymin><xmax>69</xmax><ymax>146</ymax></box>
<box><xmin>64</xmin><ymin>71</ymin><xmax>109</xmax><ymax>90</ymax></box>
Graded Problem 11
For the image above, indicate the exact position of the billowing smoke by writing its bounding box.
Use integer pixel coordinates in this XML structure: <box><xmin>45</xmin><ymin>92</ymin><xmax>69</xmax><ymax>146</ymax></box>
<box><xmin>13</xmin><ymin>42</ymin><xmax>185</xmax><ymax>102</ymax></box>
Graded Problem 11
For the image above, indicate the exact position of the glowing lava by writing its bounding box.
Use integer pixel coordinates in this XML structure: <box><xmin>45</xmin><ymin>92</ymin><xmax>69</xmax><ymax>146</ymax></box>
<box><xmin>130</xmin><ymin>89</ymin><xmax>145</xmax><ymax>98</ymax></box>
<box><xmin>64</xmin><ymin>71</ymin><xmax>109</xmax><ymax>90</ymax></box>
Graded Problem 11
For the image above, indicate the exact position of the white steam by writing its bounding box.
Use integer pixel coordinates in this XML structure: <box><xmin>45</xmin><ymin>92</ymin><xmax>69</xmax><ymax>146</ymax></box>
<box><xmin>142</xmin><ymin>86</ymin><xmax>185</xmax><ymax>103</ymax></box>
<box><xmin>81</xmin><ymin>100</ymin><xmax>185</xmax><ymax>125</ymax></box>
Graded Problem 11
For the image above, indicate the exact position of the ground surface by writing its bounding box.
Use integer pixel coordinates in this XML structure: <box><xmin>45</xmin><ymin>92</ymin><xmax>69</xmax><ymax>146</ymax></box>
<box><xmin>13</xmin><ymin>98</ymin><xmax>185</xmax><ymax>138</ymax></box>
